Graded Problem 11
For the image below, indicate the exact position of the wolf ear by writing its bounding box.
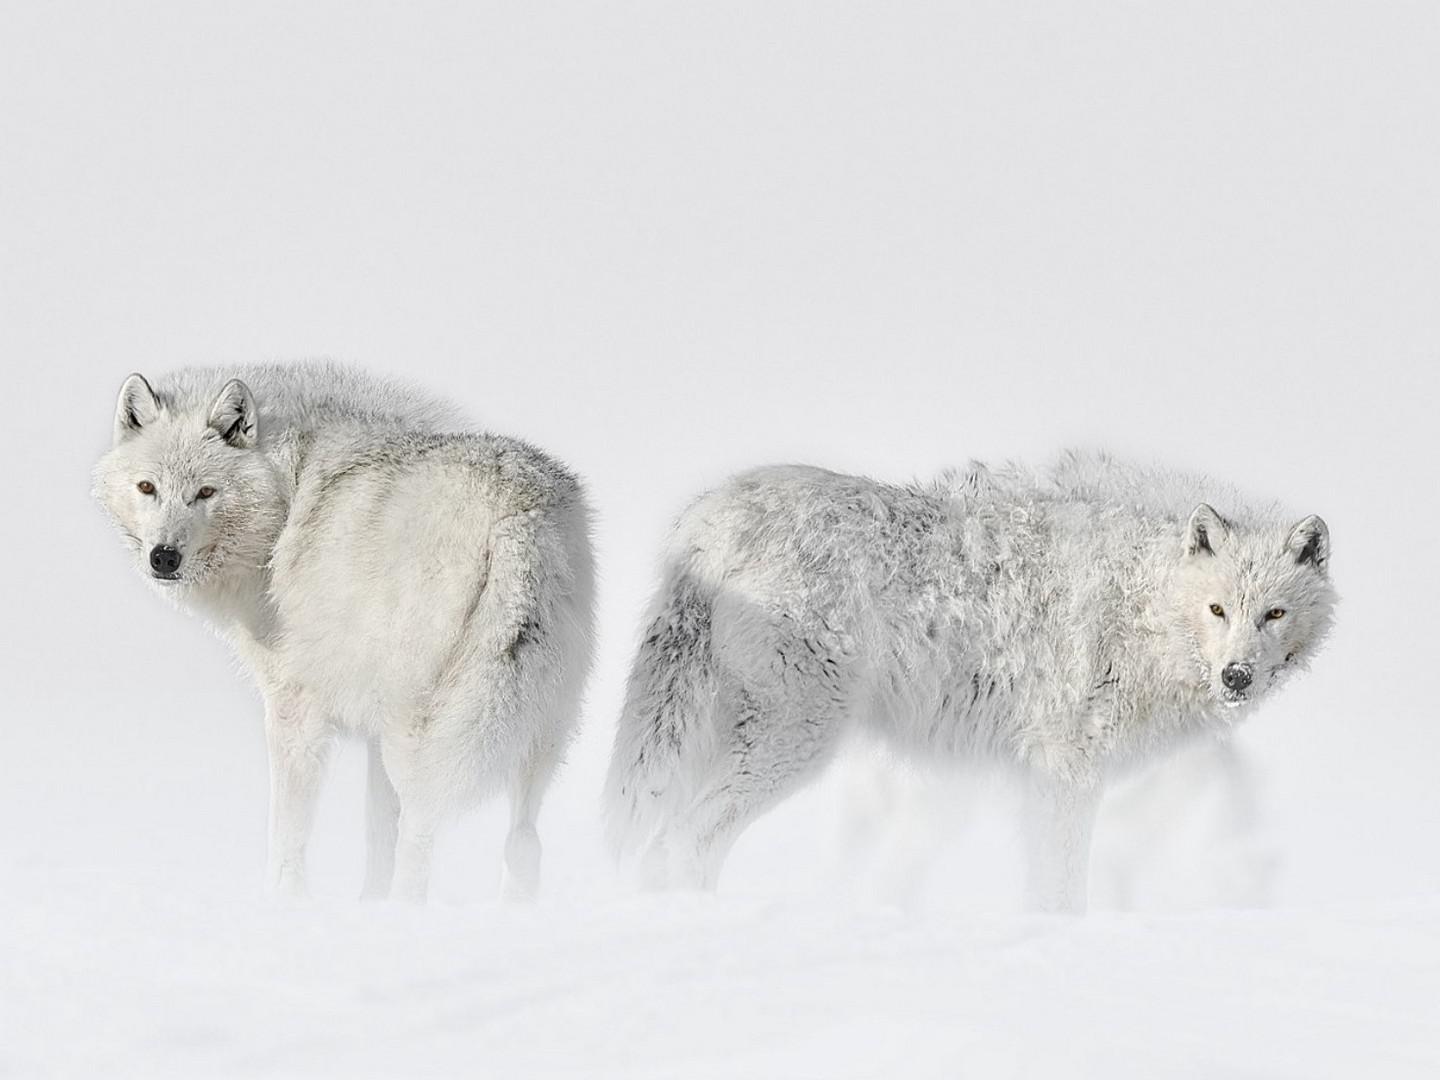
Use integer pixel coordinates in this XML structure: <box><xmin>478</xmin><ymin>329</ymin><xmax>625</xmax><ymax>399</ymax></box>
<box><xmin>114</xmin><ymin>373</ymin><xmax>160</xmax><ymax>444</ymax></box>
<box><xmin>1184</xmin><ymin>503</ymin><xmax>1229</xmax><ymax>557</ymax></box>
<box><xmin>208</xmin><ymin>379</ymin><xmax>258</xmax><ymax>448</ymax></box>
<box><xmin>1286</xmin><ymin>515</ymin><xmax>1330</xmax><ymax>569</ymax></box>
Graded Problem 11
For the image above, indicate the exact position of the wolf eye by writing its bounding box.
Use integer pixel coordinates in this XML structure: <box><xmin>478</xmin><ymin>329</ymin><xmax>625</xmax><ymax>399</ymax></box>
<box><xmin>1266</xmin><ymin>608</ymin><xmax>1286</xmax><ymax>620</ymax></box>
<box><xmin>137</xmin><ymin>481</ymin><xmax>155</xmax><ymax>495</ymax></box>
<box><xmin>196</xmin><ymin>486</ymin><xmax>216</xmax><ymax>500</ymax></box>
<box><xmin>1209</xmin><ymin>603</ymin><xmax>1225</xmax><ymax>618</ymax></box>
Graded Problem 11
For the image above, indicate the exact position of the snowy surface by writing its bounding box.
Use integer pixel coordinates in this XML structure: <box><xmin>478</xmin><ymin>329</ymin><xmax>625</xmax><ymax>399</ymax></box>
<box><xmin>5</xmin><ymin>746</ymin><xmax>1439</xmax><ymax>1079</ymax></box>
<box><xmin>5</xmin><ymin>863</ymin><xmax>1438</xmax><ymax>1079</ymax></box>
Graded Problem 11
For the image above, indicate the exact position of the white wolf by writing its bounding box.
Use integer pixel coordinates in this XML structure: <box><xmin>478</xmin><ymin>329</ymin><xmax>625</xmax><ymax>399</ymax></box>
<box><xmin>94</xmin><ymin>363</ymin><xmax>595</xmax><ymax>901</ymax></box>
<box><xmin>605</xmin><ymin>453</ymin><xmax>1334</xmax><ymax>912</ymax></box>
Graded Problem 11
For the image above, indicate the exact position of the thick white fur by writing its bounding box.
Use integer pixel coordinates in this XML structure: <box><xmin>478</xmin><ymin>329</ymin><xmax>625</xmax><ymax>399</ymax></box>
<box><xmin>95</xmin><ymin>362</ymin><xmax>595</xmax><ymax>901</ymax></box>
<box><xmin>605</xmin><ymin>453</ymin><xmax>1335</xmax><ymax>911</ymax></box>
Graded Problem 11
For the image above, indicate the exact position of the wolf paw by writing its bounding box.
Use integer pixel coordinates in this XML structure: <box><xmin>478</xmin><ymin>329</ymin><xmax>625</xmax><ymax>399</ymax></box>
<box><xmin>500</xmin><ymin>826</ymin><xmax>541</xmax><ymax>902</ymax></box>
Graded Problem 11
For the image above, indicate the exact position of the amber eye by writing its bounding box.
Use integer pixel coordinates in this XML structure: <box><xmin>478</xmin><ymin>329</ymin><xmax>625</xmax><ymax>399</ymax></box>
<box><xmin>137</xmin><ymin>480</ymin><xmax>155</xmax><ymax>495</ymax></box>
<box><xmin>196</xmin><ymin>486</ymin><xmax>216</xmax><ymax>500</ymax></box>
<box><xmin>1266</xmin><ymin>608</ymin><xmax>1286</xmax><ymax>620</ymax></box>
<box><xmin>1209</xmin><ymin>603</ymin><xmax>1225</xmax><ymax>618</ymax></box>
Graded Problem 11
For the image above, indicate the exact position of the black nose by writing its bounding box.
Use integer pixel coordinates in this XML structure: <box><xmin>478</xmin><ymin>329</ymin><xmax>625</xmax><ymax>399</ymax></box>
<box><xmin>149</xmin><ymin>545</ymin><xmax>182</xmax><ymax>576</ymax></box>
<box><xmin>1221</xmin><ymin>663</ymin><xmax>1253</xmax><ymax>691</ymax></box>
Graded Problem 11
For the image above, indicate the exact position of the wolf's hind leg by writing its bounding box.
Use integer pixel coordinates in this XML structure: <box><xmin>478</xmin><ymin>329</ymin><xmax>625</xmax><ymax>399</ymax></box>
<box><xmin>380</xmin><ymin>730</ymin><xmax>445</xmax><ymax>903</ymax></box>
<box><xmin>361</xmin><ymin>737</ymin><xmax>400</xmax><ymax>900</ymax></box>
<box><xmin>635</xmin><ymin>829</ymin><xmax>677</xmax><ymax>890</ymax></box>
<box><xmin>672</xmin><ymin>684</ymin><xmax>850</xmax><ymax>890</ymax></box>
<box><xmin>263</xmin><ymin>694</ymin><xmax>332</xmax><ymax>898</ymax></box>
<box><xmin>391</xmin><ymin>809</ymin><xmax>438</xmax><ymax>903</ymax></box>
<box><xmin>499</xmin><ymin>742</ymin><xmax>561</xmax><ymax>902</ymax></box>
<box><xmin>1021</xmin><ymin>771</ymin><xmax>1101</xmax><ymax>914</ymax></box>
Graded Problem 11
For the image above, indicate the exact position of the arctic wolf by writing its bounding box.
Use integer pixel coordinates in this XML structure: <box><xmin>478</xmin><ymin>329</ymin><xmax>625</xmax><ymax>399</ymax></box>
<box><xmin>94</xmin><ymin>363</ymin><xmax>595</xmax><ymax>901</ymax></box>
<box><xmin>605</xmin><ymin>453</ymin><xmax>1334</xmax><ymax>912</ymax></box>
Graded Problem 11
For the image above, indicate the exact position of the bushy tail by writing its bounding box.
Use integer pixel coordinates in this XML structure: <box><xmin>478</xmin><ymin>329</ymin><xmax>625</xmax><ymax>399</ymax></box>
<box><xmin>604</xmin><ymin>570</ymin><xmax>720</xmax><ymax>860</ymax></box>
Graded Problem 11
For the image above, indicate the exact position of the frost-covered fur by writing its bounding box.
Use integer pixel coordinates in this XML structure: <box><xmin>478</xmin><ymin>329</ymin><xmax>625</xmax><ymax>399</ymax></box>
<box><xmin>605</xmin><ymin>454</ymin><xmax>1335</xmax><ymax>911</ymax></box>
<box><xmin>94</xmin><ymin>362</ymin><xmax>595</xmax><ymax>901</ymax></box>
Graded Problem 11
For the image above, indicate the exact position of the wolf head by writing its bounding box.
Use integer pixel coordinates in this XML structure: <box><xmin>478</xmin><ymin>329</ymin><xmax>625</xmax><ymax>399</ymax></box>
<box><xmin>93</xmin><ymin>373</ymin><xmax>282</xmax><ymax>590</ymax></box>
<box><xmin>1172</xmin><ymin>503</ymin><xmax>1336</xmax><ymax>709</ymax></box>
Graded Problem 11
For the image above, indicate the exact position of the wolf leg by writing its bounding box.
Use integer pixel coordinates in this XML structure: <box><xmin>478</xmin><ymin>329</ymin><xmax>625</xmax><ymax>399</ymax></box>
<box><xmin>671</xmin><ymin>683</ymin><xmax>850</xmax><ymax>890</ymax></box>
<box><xmin>361</xmin><ymin>737</ymin><xmax>400</xmax><ymax>900</ymax></box>
<box><xmin>390</xmin><ymin>811</ymin><xmax>437</xmax><ymax>903</ymax></box>
<box><xmin>263</xmin><ymin>694</ymin><xmax>332</xmax><ymax>898</ymax></box>
<box><xmin>636</xmin><ymin>829</ymin><xmax>676</xmax><ymax>890</ymax></box>
<box><xmin>383</xmin><ymin>734</ymin><xmax>442</xmax><ymax>903</ymax></box>
<box><xmin>1022</xmin><ymin>772</ymin><xmax>1101</xmax><ymax>914</ymax></box>
<box><xmin>499</xmin><ymin>743</ymin><xmax>560</xmax><ymax>902</ymax></box>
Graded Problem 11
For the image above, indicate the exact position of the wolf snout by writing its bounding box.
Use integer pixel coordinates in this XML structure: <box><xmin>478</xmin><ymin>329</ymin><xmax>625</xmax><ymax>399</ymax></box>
<box><xmin>149</xmin><ymin>544</ymin><xmax>183</xmax><ymax>577</ymax></box>
<box><xmin>1221</xmin><ymin>662</ymin><xmax>1253</xmax><ymax>692</ymax></box>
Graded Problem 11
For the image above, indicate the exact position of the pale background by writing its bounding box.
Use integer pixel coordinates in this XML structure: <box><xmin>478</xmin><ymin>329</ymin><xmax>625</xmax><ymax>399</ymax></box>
<box><xmin>2</xmin><ymin>3</ymin><xmax>1438</xmax><ymax>1076</ymax></box>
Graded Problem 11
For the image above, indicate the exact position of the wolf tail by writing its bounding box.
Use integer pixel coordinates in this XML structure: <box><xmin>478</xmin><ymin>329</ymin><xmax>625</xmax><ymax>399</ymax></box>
<box><xmin>603</xmin><ymin>568</ymin><xmax>720</xmax><ymax>860</ymax></box>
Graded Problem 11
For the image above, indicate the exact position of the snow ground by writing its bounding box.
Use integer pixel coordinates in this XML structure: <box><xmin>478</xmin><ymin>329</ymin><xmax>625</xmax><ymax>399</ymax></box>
<box><xmin>4</xmin><ymin>862</ymin><xmax>1438</xmax><ymax>1079</ymax></box>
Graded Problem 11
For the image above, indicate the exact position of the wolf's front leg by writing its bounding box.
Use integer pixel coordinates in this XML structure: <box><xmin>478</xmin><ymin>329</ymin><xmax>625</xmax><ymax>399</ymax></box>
<box><xmin>1022</xmin><ymin>773</ymin><xmax>1101</xmax><ymax>914</ymax></box>
<box><xmin>263</xmin><ymin>695</ymin><xmax>332</xmax><ymax>898</ymax></box>
<box><xmin>361</xmin><ymin>738</ymin><xmax>400</xmax><ymax>900</ymax></box>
